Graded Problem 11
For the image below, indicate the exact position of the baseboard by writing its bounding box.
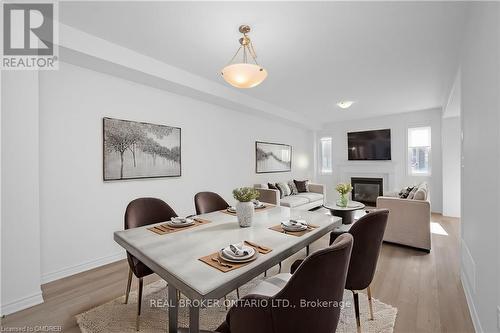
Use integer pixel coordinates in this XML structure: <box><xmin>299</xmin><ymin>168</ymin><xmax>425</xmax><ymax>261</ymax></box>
<box><xmin>0</xmin><ymin>291</ymin><xmax>43</xmax><ymax>316</ymax></box>
<box><xmin>41</xmin><ymin>252</ymin><xmax>126</xmax><ymax>284</ymax></box>
<box><xmin>461</xmin><ymin>270</ymin><xmax>483</xmax><ymax>333</ymax></box>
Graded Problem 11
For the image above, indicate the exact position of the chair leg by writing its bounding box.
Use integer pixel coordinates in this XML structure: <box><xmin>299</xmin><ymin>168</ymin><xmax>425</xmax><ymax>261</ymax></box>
<box><xmin>352</xmin><ymin>290</ymin><xmax>361</xmax><ymax>333</ymax></box>
<box><xmin>224</xmin><ymin>295</ymin><xmax>228</xmax><ymax>310</ymax></box>
<box><xmin>124</xmin><ymin>268</ymin><xmax>133</xmax><ymax>304</ymax></box>
<box><xmin>278</xmin><ymin>262</ymin><xmax>282</xmax><ymax>273</ymax></box>
<box><xmin>264</xmin><ymin>270</ymin><xmax>267</xmax><ymax>277</ymax></box>
<box><xmin>136</xmin><ymin>277</ymin><xmax>143</xmax><ymax>331</ymax></box>
<box><xmin>236</xmin><ymin>288</ymin><xmax>240</xmax><ymax>299</ymax></box>
<box><xmin>177</xmin><ymin>290</ymin><xmax>181</xmax><ymax>301</ymax></box>
<box><xmin>306</xmin><ymin>245</ymin><xmax>310</xmax><ymax>256</ymax></box>
<box><xmin>367</xmin><ymin>286</ymin><xmax>374</xmax><ymax>320</ymax></box>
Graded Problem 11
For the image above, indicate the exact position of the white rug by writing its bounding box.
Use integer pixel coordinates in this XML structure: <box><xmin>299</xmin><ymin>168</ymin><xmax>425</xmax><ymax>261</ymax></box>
<box><xmin>77</xmin><ymin>278</ymin><xmax>397</xmax><ymax>333</ymax></box>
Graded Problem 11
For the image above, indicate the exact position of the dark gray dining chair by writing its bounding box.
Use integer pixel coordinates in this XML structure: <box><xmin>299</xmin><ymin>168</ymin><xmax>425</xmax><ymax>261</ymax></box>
<box><xmin>124</xmin><ymin>197</ymin><xmax>178</xmax><ymax>331</ymax></box>
<box><xmin>292</xmin><ymin>209</ymin><xmax>389</xmax><ymax>333</ymax></box>
<box><xmin>216</xmin><ymin>233</ymin><xmax>354</xmax><ymax>333</ymax></box>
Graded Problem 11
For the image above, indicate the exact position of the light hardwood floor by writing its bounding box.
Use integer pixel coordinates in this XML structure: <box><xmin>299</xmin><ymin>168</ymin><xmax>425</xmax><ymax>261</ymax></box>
<box><xmin>1</xmin><ymin>213</ymin><xmax>474</xmax><ymax>332</ymax></box>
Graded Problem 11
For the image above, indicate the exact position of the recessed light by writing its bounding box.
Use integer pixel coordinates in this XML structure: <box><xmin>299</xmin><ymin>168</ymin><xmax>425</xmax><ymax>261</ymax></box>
<box><xmin>337</xmin><ymin>101</ymin><xmax>355</xmax><ymax>109</ymax></box>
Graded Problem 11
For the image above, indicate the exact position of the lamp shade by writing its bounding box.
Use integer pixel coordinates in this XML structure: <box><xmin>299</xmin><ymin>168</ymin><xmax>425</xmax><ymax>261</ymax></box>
<box><xmin>221</xmin><ymin>63</ymin><xmax>268</xmax><ymax>88</ymax></box>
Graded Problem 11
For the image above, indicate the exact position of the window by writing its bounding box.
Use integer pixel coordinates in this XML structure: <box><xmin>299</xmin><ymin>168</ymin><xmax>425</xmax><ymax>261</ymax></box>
<box><xmin>319</xmin><ymin>137</ymin><xmax>332</xmax><ymax>174</ymax></box>
<box><xmin>408</xmin><ymin>126</ymin><xmax>431</xmax><ymax>175</ymax></box>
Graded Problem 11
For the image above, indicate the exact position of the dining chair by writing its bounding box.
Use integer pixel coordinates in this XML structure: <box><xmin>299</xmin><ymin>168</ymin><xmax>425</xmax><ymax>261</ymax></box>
<box><xmin>216</xmin><ymin>233</ymin><xmax>353</xmax><ymax>333</ymax></box>
<box><xmin>292</xmin><ymin>209</ymin><xmax>389</xmax><ymax>333</ymax></box>
<box><xmin>194</xmin><ymin>191</ymin><xmax>230</xmax><ymax>215</ymax></box>
<box><xmin>124</xmin><ymin>197</ymin><xmax>178</xmax><ymax>331</ymax></box>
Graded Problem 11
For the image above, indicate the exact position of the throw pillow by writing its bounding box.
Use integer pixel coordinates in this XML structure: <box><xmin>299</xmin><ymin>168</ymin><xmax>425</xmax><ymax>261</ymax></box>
<box><xmin>294</xmin><ymin>179</ymin><xmax>309</xmax><ymax>193</ymax></box>
<box><xmin>414</xmin><ymin>188</ymin><xmax>427</xmax><ymax>200</ymax></box>
<box><xmin>398</xmin><ymin>186</ymin><xmax>414</xmax><ymax>199</ymax></box>
<box><xmin>288</xmin><ymin>180</ymin><xmax>298</xmax><ymax>195</ymax></box>
<box><xmin>407</xmin><ymin>187</ymin><xmax>418</xmax><ymax>199</ymax></box>
<box><xmin>268</xmin><ymin>183</ymin><xmax>278</xmax><ymax>191</ymax></box>
<box><xmin>276</xmin><ymin>182</ymin><xmax>291</xmax><ymax>197</ymax></box>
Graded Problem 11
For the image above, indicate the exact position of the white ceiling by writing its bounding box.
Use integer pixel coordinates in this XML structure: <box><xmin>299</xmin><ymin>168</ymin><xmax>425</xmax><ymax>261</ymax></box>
<box><xmin>60</xmin><ymin>1</ymin><xmax>467</xmax><ymax>123</ymax></box>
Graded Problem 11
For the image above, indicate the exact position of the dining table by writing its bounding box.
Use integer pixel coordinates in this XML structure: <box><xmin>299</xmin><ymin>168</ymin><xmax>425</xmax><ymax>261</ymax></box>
<box><xmin>114</xmin><ymin>205</ymin><xmax>342</xmax><ymax>333</ymax></box>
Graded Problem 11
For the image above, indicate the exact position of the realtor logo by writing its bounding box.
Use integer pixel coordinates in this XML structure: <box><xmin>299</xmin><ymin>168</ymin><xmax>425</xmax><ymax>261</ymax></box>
<box><xmin>2</xmin><ymin>2</ymin><xmax>58</xmax><ymax>70</ymax></box>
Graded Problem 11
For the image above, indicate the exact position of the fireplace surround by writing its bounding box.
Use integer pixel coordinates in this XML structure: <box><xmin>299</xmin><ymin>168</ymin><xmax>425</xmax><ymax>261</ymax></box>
<box><xmin>351</xmin><ymin>177</ymin><xmax>383</xmax><ymax>206</ymax></box>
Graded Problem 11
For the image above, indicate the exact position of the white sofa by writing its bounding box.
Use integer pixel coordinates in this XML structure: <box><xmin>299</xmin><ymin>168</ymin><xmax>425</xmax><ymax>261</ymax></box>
<box><xmin>376</xmin><ymin>182</ymin><xmax>431</xmax><ymax>252</ymax></box>
<box><xmin>254</xmin><ymin>182</ymin><xmax>325</xmax><ymax>210</ymax></box>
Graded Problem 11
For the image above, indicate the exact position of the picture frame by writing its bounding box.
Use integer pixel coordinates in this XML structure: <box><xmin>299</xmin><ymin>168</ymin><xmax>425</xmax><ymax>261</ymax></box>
<box><xmin>103</xmin><ymin>117</ymin><xmax>181</xmax><ymax>181</ymax></box>
<box><xmin>255</xmin><ymin>141</ymin><xmax>292</xmax><ymax>173</ymax></box>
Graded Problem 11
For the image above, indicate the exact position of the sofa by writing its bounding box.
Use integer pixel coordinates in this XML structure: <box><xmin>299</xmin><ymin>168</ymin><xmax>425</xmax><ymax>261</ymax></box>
<box><xmin>254</xmin><ymin>182</ymin><xmax>325</xmax><ymax>210</ymax></box>
<box><xmin>376</xmin><ymin>182</ymin><xmax>431</xmax><ymax>252</ymax></box>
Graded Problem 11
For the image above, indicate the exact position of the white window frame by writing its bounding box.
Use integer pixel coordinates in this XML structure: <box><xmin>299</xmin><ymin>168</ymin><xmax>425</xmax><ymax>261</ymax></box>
<box><xmin>407</xmin><ymin>126</ymin><xmax>432</xmax><ymax>176</ymax></box>
<box><xmin>319</xmin><ymin>137</ymin><xmax>333</xmax><ymax>175</ymax></box>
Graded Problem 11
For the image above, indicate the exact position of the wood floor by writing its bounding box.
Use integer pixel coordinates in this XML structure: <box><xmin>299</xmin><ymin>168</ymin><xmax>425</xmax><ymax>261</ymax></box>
<box><xmin>1</xmin><ymin>213</ymin><xmax>474</xmax><ymax>332</ymax></box>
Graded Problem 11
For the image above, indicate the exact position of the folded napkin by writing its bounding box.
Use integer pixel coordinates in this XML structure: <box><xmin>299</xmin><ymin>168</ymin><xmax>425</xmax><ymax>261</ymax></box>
<box><xmin>228</xmin><ymin>243</ymin><xmax>249</xmax><ymax>257</ymax></box>
<box><xmin>170</xmin><ymin>217</ymin><xmax>192</xmax><ymax>224</ymax></box>
<box><xmin>289</xmin><ymin>219</ymin><xmax>307</xmax><ymax>226</ymax></box>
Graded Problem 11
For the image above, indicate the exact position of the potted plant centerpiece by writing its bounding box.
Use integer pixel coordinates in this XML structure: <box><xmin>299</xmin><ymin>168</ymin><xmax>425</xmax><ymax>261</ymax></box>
<box><xmin>336</xmin><ymin>183</ymin><xmax>353</xmax><ymax>208</ymax></box>
<box><xmin>232</xmin><ymin>187</ymin><xmax>260</xmax><ymax>227</ymax></box>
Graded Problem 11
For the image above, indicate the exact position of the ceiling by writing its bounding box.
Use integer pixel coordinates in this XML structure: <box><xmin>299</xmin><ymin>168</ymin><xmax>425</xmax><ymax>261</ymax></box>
<box><xmin>60</xmin><ymin>1</ymin><xmax>468</xmax><ymax>123</ymax></box>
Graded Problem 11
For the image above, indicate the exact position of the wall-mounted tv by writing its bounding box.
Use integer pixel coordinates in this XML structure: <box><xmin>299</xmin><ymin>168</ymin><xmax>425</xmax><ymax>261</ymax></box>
<box><xmin>348</xmin><ymin>129</ymin><xmax>391</xmax><ymax>160</ymax></box>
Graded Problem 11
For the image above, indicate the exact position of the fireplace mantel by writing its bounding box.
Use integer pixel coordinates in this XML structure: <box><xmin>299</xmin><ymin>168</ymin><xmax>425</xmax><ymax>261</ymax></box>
<box><xmin>337</xmin><ymin>161</ymin><xmax>398</xmax><ymax>193</ymax></box>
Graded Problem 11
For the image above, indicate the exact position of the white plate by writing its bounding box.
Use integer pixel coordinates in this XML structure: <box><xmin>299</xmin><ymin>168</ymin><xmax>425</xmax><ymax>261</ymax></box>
<box><xmin>219</xmin><ymin>249</ymin><xmax>258</xmax><ymax>263</ymax></box>
<box><xmin>227</xmin><ymin>207</ymin><xmax>236</xmax><ymax>213</ymax></box>
<box><xmin>281</xmin><ymin>220</ymin><xmax>307</xmax><ymax>232</ymax></box>
<box><xmin>254</xmin><ymin>203</ymin><xmax>266</xmax><ymax>209</ymax></box>
<box><xmin>221</xmin><ymin>245</ymin><xmax>255</xmax><ymax>261</ymax></box>
<box><xmin>166</xmin><ymin>217</ymin><xmax>195</xmax><ymax>228</ymax></box>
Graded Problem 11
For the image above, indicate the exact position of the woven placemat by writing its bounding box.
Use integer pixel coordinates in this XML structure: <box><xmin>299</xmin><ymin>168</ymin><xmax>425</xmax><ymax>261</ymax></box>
<box><xmin>268</xmin><ymin>223</ymin><xmax>319</xmax><ymax>237</ymax></box>
<box><xmin>147</xmin><ymin>218</ymin><xmax>210</xmax><ymax>235</ymax></box>
<box><xmin>199</xmin><ymin>251</ymin><xmax>257</xmax><ymax>273</ymax></box>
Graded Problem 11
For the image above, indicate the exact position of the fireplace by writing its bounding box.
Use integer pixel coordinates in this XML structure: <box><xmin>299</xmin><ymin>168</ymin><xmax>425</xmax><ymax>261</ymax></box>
<box><xmin>351</xmin><ymin>177</ymin><xmax>383</xmax><ymax>206</ymax></box>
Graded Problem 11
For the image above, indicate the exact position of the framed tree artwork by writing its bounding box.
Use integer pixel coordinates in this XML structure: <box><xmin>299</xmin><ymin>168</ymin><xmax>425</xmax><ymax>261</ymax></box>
<box><xmin>255</xmin><ymin>141</ymin><xmax>292</xmax><ymax>173</ymax></box>
<box><xmin>103</xmin><ymin>117</ymin><xmax>181</xmax><ymax>180</ymax></box>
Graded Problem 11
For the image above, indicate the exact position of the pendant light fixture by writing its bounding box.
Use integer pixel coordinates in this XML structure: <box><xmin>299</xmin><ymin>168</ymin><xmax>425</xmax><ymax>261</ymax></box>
<box><xmin>221</xmin><ymin>25</ymin><xmax>268</xmax><ymax>88</ymax></box>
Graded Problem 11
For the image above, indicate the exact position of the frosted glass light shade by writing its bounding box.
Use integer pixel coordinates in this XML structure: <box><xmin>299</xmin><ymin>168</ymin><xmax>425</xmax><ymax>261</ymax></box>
<box><xmin>221</xmin><ymin>63</ymin><xmax>268</xmax><ymax>88</ymax></box>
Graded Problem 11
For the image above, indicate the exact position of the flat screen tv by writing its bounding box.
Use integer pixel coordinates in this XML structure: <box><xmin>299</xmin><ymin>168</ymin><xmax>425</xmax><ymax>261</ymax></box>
<box><xmin>348</xmin><ymin>129</ymin><xmax>391</xmax><ymax>160</ymax></box>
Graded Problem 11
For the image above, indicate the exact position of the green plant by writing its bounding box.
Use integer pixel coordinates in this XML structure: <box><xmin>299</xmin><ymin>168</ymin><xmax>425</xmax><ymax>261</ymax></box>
<box><xmin>335</xmin><ymin>183</ymin><xmax>353</xmax><ymax>195</ymax></box>
<box><xmin>232</xmin><ymin>187</ymin><xmax>260</xmax><ymax>202</ymax></box>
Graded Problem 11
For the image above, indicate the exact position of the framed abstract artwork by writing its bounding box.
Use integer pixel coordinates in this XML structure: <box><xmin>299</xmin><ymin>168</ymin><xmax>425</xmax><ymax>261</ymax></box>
<box><xmin>255</xmin><ymin>141</ymin><xmax>292</xmax><ymax>173</ymax></box>
<box><xmin>103</xmin><ymin>117</ymin><xmax>181</xmax><ymax>180</ymax></box>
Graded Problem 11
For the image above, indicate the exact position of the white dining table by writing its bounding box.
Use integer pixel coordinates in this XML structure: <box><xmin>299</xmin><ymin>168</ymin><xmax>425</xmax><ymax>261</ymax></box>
<box><xmin>114</xmin><ymin>205</ymin><xmax>342</xmax><ymax>333</ymax></box>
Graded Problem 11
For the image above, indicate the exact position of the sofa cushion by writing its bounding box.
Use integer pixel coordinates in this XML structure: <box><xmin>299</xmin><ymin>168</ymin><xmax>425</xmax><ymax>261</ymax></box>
<box><xmin>288</xmin><ymin>180</ymin><xmax>299</xmax><ymax>195</ymax></box>
<box><xmin>407</xmin><ymin>186</ymin><xmax>418</xmax><ymax>199</ymax></box>
<box><xmin>268</xmin><ymin>183</ymin><xmax>278</xmax><ymax>191</ymax></box>
<box><xmin>398</xmin><ymin>186</ymin><xmax>415</xmax><ymax>198</ymax></box>
<box><xmin>294</xmin><ymin>179</ymin><xmax>309</xmax><ymax>193</ymax></box>
<box><xmin>276</xmin><ymin>182</ymin><xmax>291</xmax><ymax>197</ymax></box>
<box><xmin>280</xmin><ymin>195</ymin><xmax>310</xmax><ymax>208</ymax></box>
<box><xmin>414</xmin><ymin>188</ymin><xmax>427</xmax><ymax>200</ymax></box>
<box><xmin>295</xmin><ymin>192</ymin><xmax>324</xmax><ymax>203</ymax></box>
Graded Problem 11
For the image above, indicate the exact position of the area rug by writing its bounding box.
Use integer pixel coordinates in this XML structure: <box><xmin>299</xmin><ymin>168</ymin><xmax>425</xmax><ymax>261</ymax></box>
<box><xmin>77</xmin><ymin>278</ymin><xmax>397</xmax><ymax>333</ymax></box>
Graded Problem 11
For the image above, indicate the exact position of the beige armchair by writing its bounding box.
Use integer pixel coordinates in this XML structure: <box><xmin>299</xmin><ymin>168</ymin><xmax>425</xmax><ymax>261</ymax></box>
<box><xmin>376</xmin><ymin>196</ymin><xmax>431</xmax><ymax>252</ymax></box>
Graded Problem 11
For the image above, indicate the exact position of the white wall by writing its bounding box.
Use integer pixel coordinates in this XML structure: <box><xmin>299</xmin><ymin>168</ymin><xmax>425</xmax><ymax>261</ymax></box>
<box><xmin>1</xmin><ymin>71</ymin><xmax>43</xmax><ymax>315</ymax></box>
<box><xmin>317</xmin><ymin>108</ymin><xmax>443</xmax><ymax>213</ymax></box>
<box><xmin>459</xmin><ymin>2</ymin><xmax>500</xmax><ymax>332</ymax></box>
<box><xmin>441</xmin><ymin>116</ymin><xmax>461</xmax><ymax>217</ymax></box>
<box><xmin>38</xmin><ymin>62</ymin><xmax>314</xmax><ymax>282</ymax></box>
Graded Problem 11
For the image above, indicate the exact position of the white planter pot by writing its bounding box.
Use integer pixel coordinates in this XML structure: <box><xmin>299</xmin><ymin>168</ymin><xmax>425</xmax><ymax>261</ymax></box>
<box><xmin>236</xmin><ymin>201</ymin><xmax>254</xmax><ymax>228</ymax></box>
